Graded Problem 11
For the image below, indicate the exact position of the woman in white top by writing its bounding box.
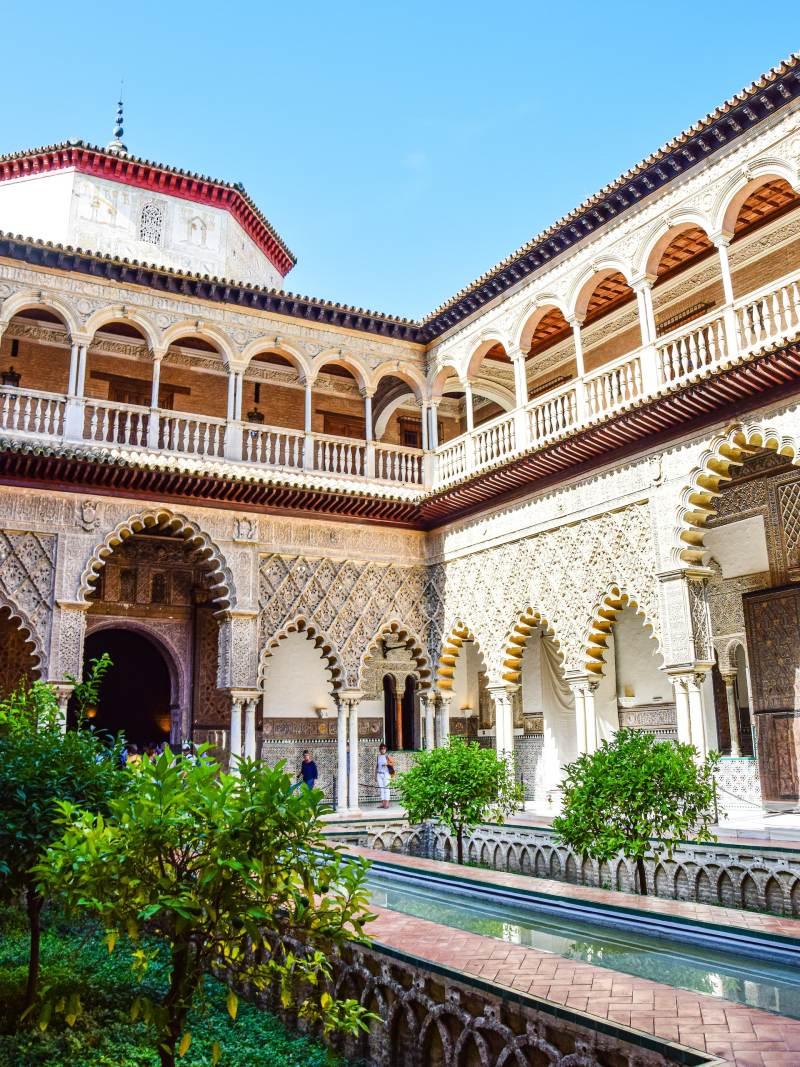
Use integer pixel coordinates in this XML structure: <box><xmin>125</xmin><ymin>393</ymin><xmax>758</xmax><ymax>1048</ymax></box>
<box><xmin>375</xmin><ymin>743</ymin><xmax>394</xmax><ymax>808</ymax></box>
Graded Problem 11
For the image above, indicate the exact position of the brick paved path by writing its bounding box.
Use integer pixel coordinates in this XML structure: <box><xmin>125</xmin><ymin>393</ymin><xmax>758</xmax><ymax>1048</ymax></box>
<box><xmin>354</xmin><ymin>847</ymin><xmax>800</xmax><ymax>1065</ymax></box>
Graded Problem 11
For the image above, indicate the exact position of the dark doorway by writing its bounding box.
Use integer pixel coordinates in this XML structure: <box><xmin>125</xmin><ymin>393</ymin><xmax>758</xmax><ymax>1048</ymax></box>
<box><xmin>383</xmin><ymin>674</ymin><xmax>398</xmax><ymax>750</ymax></box>
<box><xmin>82</xmin><ymin>629</ymin><xmax>172</xmax><ymax>747</ymax></box>
<box><xmin>402</xmin><ymin>675</ymin><xmax>417</xmax><ymax>750</ymax></box>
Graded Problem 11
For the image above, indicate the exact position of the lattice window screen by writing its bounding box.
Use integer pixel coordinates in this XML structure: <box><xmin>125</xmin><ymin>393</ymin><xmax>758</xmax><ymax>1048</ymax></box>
<box><xmin>138</xmin><ymin>202</ymin><xmax>164</xmax><ymax>245</ymax></box>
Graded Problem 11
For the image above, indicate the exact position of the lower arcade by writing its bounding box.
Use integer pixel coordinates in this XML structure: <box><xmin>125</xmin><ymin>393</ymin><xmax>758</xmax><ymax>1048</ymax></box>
<box><xmin>1</xmin><ymin>410</ymin><xmax>800</xmax><ymax>817</ymax></box>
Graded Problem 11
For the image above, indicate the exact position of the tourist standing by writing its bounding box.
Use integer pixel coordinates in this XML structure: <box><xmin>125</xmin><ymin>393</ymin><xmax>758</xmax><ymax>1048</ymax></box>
<box><xmin>298</xmin><ymin>750</ymin><xmax>318</xmax><ymax>791</ymax></box>
<box><xmin>375</xmin><ymin>743</ymin><xmax>394</xmax><ymax>808</ymax></box>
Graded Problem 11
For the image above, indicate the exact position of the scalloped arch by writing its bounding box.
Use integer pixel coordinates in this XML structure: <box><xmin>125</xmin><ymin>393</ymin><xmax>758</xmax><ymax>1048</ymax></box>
<box><xmin>77</xmin><ymin>509</ymin><xmax>235</xmax><ymax>610</ymax></box>
<box><xmin>500</xmin><ymin>607</ymin><xmax>562</xmax><ymax>685</ymax></box>
<box><xmin>675</xmin><ymin>421</ymin><xmax>800</xmax><ymax>565</ymax></box>
<box><xmin>436</xmin><ymin>620</ymin><xmax>486</xmax><ymax>691</ymax></box>
<box><xmin>0</xmin><ymin>596</ymin><xmax>43</xmax><ymax>677</ymax></box>
<box><xmin>258</xmin><ymin>617</ymin><xmax>344</xmax><ymax>690</ymax></box>
<box><xmin>358</xmin><ymin>620</ymin><xmax>432</xmax><ymax>691</ymax></box>
<box><xmin>583</xmin><ymin>583</ymin><xmax>662</xmax><ymax>676</ymax></box>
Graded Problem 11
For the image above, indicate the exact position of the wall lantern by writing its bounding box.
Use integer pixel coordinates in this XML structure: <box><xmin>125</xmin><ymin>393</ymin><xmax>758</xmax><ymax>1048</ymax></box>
<box><xmin>1</xmin><ymin>366</ymin><xmax>21</xmax><ymax>387</ymax></box>
<box><xmin>246</xmin><ymin>407</ymin><xmax>265</xmax><ymax>424</ymax></box>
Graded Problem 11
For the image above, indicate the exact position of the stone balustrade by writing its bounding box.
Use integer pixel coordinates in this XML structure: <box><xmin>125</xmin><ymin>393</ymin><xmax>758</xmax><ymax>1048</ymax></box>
<box><xmin>1</xmin><ymin>268</ymin><xmax>799</xmax><ymax>495</ymax></box>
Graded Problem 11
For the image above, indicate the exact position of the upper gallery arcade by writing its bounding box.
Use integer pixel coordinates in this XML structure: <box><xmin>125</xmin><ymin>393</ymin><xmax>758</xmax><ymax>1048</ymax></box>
<box><xmin>2</xmin><ymin>55</ymin><xmax>800</xmax><ymax>813</ymax></box>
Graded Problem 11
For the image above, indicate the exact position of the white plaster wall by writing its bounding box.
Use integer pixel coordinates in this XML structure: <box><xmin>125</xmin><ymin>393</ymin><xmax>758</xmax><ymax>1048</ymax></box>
<box><xmin>518</xmin><ymin>629</ymin><xmax>575</xmax><ymax>793</ymax></box>
<box><xmin>595</xmin><ymin>632</ymin><xmax>619</xmax><ymax>743</ymax></box>
<box><xmin>0</xmin><ymin>170</ymin><xmax>283</xmax><ymax>288</ymax></box>
<box><xmin>261</xmin><ymin>632</ymin><xmax>336</xmax><ymax>719</ymax></box>
<box><xmin>612</xmin><ymin>606</ymin><xmax>672</xmax><ymax>705</ymax></box>
<box><xmin>0</xmin><ymin>171</ymin><xmax>75</xmax><ymax>245</ymax></box>
<box><xmin>451</xmin><ymin>640</ymin><xmax>483</xmax><ymax>714</ymax></box>
<box><xmin>520</xmin><ymin>634</ymin><xmax>543</xmax><ymax>713</ymax></box>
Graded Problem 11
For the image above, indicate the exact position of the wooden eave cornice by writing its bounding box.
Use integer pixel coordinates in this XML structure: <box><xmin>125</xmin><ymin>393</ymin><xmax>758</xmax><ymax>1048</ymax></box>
<box><xmin>1</xmin><ymin>342</ymin><xmax>799</xmax><ymax>529</ymax></box>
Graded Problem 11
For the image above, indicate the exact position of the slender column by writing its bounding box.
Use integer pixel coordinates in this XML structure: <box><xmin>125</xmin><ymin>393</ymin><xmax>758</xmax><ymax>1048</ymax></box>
<box><xmin>721</xmin><ymin>671</ymin><xmax>742</xmax><ymax>757</ymax></box>
<box><xmin>583</xmin><ymin>681</ymin><xmax>599</xmax><ymax>753</ymax></box>
<box><xmin>631</xmin><ymin>278</ymin><xmax>659</xmax><ymax>395</ymax></box>
<box><xmin>422</xmin><ymin>692</ymin><xmax>435</xmax><ymax>750</ymax></box>
<box><xmin>712</xmin><ymin>234</ymin><xmax>740</xmax><ymax>359</ymax></box>
<box><xmin>509</xmin><ymin>350</ymin><xmax>530</xmax><ymax>451</ymax></box>
<box><xmin>229</xmin><ymin>696</ymin><xmax>243</xmax><ymax>773</ymax></box>
<box><xmin>570</xmin><ymin>681</ymin><xmax>587</xmax><ymax>755</ymax></box>
<box><xmin>420</xmin><ymin>401</ymin><xmax>429</xmax><ymax>450</ymax></box>
<box><xmin>303</xmin><ymin>378</ymin><xmax>314</xmax><ymax>470</ymax></box>
<box><xmin>150</xmin><ymin>356</ymin><xmax>162</xmax><ymax>409</ymax></box>
<box><xmin>429</xmin><ymin>401</ymin><xmax>440</xmax><ymax>450</ymax></box>
<box><xmin>54</xmin><ymin>684</ymin><xmax>73</xmax><ymax>734</ymax></box>
<box><xmin>463</xmin><ymin>381</ymin><xmax>475</xmax><ymax>433</ymax></box>
<box><xmin>243</xmin><ymin>698</ymin><xmax>257</xmax><ymax>760</ymax></box>
<box><xmin>75</xmin><ymin>344</ymin><xmax>88</xmax><ymax>397</ymax></box>
<box><xmin>226</xmin><ymin>369</ymin><xmax>237</xmax><ymax>422</ymax></box>
<box><xmin>687</xmin><ymin>672</ymin><xmax>709</xmax><ymax>759</ymax></box>
<box><xmin>347</xmin><ymin>697</ymin><xmax>360</xmax><ymax>811</ymax></box>
<box><xmin>487</xmin><ymin>684</ymin><xmax>516</xmax><ymax>765</ymax></box>
<box><xmin>435</xmin><ymin>692</ymin><xmax>452</xmax><ymax>747</ymax></box>
<box><xmin>336</xmin><ymin>699</ymin><xmax>349</xmax><ymax>812</ymax></box>
<box><xmin>363</xmin><ymin>389</ymin><xmax>375</xmax><ymax>477</ymax></box>
<box><xmin>568</xmin><ymin>318</ymin><xmax>588</xmax><ymax>421</ymax></box>
<box><xmin>67</xmin><ymin>342</ymin><xmax>80</xmax><ymax>396</ymax></box>
<box><xmin>233</xmin><ymin>371</ymin><xmax>244</xmax><ymax>421</ymax></box>
<box><xmin>395</xmin><ymin>690</ymin><xmax>403</xmax><ymax>750</ymax></box>
<box><xmin>363</xmin><ymin>391</ymin><xmax>373</xmax><ymax>440</ymax></box>
<box><xmin>671</xmin><ymin>674</ymin><xmax>692</xmax><ymax>746</ymax></box>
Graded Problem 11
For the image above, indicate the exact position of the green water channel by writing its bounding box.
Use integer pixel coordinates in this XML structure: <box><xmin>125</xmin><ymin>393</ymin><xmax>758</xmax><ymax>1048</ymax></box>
<box><xmin>367</xmin><ymin>870</ymin><xmax>800</xmax><ymax>1019</ymax></box>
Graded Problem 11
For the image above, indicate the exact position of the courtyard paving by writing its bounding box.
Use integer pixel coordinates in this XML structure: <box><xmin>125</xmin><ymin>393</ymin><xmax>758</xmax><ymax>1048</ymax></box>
<box><xmin>352</xmin><ymin>846</ymin><xmax>800</xmax><ymax>1065</ymax></box>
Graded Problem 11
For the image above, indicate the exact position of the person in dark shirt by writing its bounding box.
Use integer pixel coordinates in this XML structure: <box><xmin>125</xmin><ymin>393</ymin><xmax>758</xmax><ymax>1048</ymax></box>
<box><xmin>298</xmin><ymin>750</ymin><xmax>318</xmax><ymax>791</ymax></box>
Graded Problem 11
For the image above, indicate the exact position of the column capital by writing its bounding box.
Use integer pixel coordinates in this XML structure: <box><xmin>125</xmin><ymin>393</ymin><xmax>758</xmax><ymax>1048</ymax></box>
<box><xmin>227</xmin><ymin>687</ymin><xmax>260</xmax><ymax>704</ymax></box>
<box><xmin>709</xmin><ymin>229</ymin><xmax>734</xmax><ymax>249</ymax></box>
<box><xmin>359</xmin><ymin>386</ymin><xmax>376</xmax><ymax>399</ymax></box>
<box><xmin>630</xmin><ymin>273</ymin><xmax>656</xmax><ymax>292</ymax></box>
<box><xmin>565</xmin><ymin>672</ymin><xmax>599</xmax><ymax>694</ymax></box>
<box><xmin>71</xmin><ymin>333</ymin><xmax>93</xmax><ymax>349</ymax></box>
<box><xmin>338</xmin><ymin>688</ymin><xmax>364</xmax><ymax>707</ymax></box>
<box><xmin>566</xmin><ymin>314</ymin><xmax>584</xmax><ymax>329</ymax></box>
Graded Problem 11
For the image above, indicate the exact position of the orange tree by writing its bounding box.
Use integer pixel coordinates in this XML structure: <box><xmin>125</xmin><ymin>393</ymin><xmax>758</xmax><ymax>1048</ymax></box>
<box><xmin>0</xmin><ymin>658</ymin><xmax>119</xmax><ymax>1015</ymax></box>
<box><xmin>553</xmin><ymin>728</ymin><xmax>719</xmax><ymax>895</ymax></box>
<box><xmin>38</xmin><ymin>750</ymin><xmax>374</xmax><ymax>1067</ymax></box>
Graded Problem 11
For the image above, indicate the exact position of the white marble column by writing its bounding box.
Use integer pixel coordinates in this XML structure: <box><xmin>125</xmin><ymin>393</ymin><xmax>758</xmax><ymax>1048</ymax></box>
<box><xmin>229</xmin><ymin>696</ymin><xmax>243</xmax><ymax>773</ymax></box>
<box><xmin>243</xmin><ymin>698</ymin><xmax>257</xmax><ymax>760</ymax></box>
<box><xmin>67</xmin><ymin>342</ymin><xmax>80</xmax><ymax>396</ymax></box>
<box><xmin>568</xmin><ymin>318</ymin><xmax>588</xmax><ymax>420</ymax></box>
<box><xmin>347</xmin><ymin>696</ymin><xmax>360</xmax><ymax>811</ymax></box>
<box><xmin>422</xmin><ymin>692</ymin><xmax>435</xmax><ymax>750</ymax></box>
<box><xmin>336</xmin><ymin>698</ymin><xmax>349</xmax><ymax>811</ymax></box>
<box><xmin>435</xmin><ymin>692</ymin><xmax>452</xmax><ymax>747</ymax></box>
<box><xmin>488</xmin><ymin>684</ymin><xmax>516</xmax><ymax>764</ymax></box>
<box><xmin>463</xmin><ymin>380</ymin><xmax>474</xmax><ymax>433</ymax></box>
<box><xmin>712</xmin><ymin>234</ymin><xmax>740</xmax><ymax>358</ymax></box>
<box><xmin>721</xmin><ymin>671</ymin><xmax>742</xmax><ymax>757</ymax></box>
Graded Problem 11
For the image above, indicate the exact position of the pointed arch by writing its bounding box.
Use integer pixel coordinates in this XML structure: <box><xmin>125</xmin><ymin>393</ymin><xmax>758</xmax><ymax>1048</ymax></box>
<box><xmin>0</xmin><ymin>289</ymin><xmax>81</xmax><ymax>338</ymax></box>
<box><xmin>675</xmin><ymin>420</ymin><xmax>800</xmax><ymax>564</ymax></box>
<box><xmin>84</xmin><ymin>305</ymin><xmax>162</xmax><ymax>354</ymax></box>
<box><xmin>258</xmin><ymin>616</ymin><xmax>344</xmax><ymax>690</ymax></box>
<box><xmin>583</xmin><ymin>583</ymin><xmax>662</xmax><ymax>676</ymax></box>
<box><xmin>358</xmin><ymin>619</ymin><xmax>432</xmax><ymax>691</ymax></box>
<box><xmin>77</xmin><ymin>508</ymin><xmax>235</xmax><ymax>611</ymax></box>
<box><xmin>499</xmin><ymin>607</ymin><xmax>562</xmax><ymax>685</ymax></box>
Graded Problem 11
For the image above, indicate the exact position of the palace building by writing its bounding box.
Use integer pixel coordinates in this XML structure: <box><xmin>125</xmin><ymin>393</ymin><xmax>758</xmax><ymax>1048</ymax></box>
<box><xmin>2</xmin><ymin>58</ymin><xmax>800</xmax><ymax>814</ymax></box>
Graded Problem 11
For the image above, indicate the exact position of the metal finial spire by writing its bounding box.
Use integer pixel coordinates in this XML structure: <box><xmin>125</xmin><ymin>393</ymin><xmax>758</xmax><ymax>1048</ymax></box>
<box><xmin>106</xmin><ymin>90</ymin><xmax>127</xmax><ymax>154</ymax></box>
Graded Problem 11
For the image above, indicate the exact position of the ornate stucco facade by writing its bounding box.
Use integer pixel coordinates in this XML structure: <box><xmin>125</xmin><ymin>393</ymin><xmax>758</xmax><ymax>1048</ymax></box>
<box><xmin>3</xmin><ymin>55</ymin><xmax>800</xmax><ymax>812</ymax></box>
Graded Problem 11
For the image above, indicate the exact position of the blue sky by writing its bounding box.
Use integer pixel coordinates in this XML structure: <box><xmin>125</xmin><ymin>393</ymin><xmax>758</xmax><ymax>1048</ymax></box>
<box><xmin>2</xmin><ymin>2</ymin><xmax>798</xmax><ymax>319</ymax></box>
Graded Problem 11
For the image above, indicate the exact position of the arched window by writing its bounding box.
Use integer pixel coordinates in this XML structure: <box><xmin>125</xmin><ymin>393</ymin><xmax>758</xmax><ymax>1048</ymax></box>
<box><xmin>138</xmin><ymin>201</ymin><xmax>164</xmax><ymax>245</ymax></box>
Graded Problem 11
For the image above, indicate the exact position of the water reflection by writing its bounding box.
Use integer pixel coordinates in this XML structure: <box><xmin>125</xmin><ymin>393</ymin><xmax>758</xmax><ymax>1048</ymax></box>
<box><xmin>368</xmin><ymin>877</ymin><xmax>800</xmax><ymax>1019</ymax></box>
